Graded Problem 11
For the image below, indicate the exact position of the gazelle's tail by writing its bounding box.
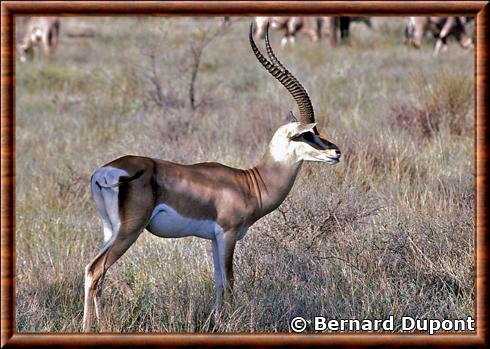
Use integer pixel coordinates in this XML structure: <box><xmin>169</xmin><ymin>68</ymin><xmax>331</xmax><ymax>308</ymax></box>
<box><xmin>95</xmin><ymin>169</ymin><xmax>144</xmax><ymax>189</ymax></box>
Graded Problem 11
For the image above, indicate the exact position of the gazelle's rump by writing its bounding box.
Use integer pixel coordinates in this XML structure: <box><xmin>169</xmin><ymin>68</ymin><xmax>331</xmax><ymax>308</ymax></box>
<box><xmin>90</xmin><ymin>167</ymin><xmax>128</xmax><ymax>243</ymax></box>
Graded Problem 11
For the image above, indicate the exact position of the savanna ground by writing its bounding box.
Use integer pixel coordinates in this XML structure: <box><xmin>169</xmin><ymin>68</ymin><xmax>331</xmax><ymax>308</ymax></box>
<box><xmin>15</xmin><ymin>17</ymin><xmax>474</xmax><ymax>333</ymax></box>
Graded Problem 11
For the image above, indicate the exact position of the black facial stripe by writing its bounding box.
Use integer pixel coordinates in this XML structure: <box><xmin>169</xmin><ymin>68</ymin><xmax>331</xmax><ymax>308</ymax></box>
<box><xmin>302</xmin><ymin>131</ymin><xmax>316</xmax><ymax>143</ymax></box>
<box><xmin>292</xmin><ymin>132</ymin><xmax>326</xmax><ymax>150</ymax></box>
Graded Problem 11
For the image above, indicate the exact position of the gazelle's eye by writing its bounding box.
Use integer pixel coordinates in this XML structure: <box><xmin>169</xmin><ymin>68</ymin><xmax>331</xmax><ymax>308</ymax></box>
<box><xmin>294</xmin><ymin>131</ymin><xmax>326</xmax><ymax>150</ymax></box>
<box><xmin>302</xmin><ymin>132</ymin><xmax>315</xmax><ymax>143</ymax></box>
<box><xmin>291</xmin><ymin>131</ymin><xmax>314</xmax><ymax>142</ymax></box>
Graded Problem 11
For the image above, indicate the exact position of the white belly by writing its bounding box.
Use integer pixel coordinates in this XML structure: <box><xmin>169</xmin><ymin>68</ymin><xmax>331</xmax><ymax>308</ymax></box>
<box><xmin>146</xmin><ymin>204</ymin><xmax>218</xmax><ymax>240</ymax></box>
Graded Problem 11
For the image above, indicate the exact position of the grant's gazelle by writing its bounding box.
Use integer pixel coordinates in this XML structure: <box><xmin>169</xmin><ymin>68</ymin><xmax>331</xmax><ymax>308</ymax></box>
<box><xmin>83</xmin><ymin>23</ymin><xmax>341</xmax><ymax>331</ymax></box>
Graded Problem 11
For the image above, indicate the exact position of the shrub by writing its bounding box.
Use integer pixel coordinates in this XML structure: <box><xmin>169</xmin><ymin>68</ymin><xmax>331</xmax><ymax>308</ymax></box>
<box><xmin>390</xmin><ymin>70</ymin><xmax>473</xmax><ymax>139</ymax></box>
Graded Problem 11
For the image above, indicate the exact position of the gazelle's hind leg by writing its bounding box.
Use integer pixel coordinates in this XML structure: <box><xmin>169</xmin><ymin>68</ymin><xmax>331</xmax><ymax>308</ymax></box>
<box><xmin>83</xmin><ymin>236</ymin><xmax>112</xmax><ymax>331</ymax></box>
<box><xmin>90</xmin><ymin>172</ymin><xmax>119</xmax><ymax>319</ymax></box>
<box><xmin>83</xmin><ymin>225</ymin><xmax>145</xmax><ymax>331</ymax></box>
<box><xmin>84</xmin><ymin>176</ymin><xmax>113</xmax><ymax>329</ymax></box>
<box><xmin>83</xmin><ymin>169</ymin><xmax>151</xmax><ymax>332</ymax></box>
<box><xmin>83</xmin><ymin>224</ymin><xmax>145</xmax><ymax>331</ymax></box>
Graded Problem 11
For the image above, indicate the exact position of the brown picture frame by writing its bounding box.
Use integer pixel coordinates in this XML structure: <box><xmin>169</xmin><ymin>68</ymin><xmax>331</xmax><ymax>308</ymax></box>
<box><xmin>1</xmin><ymin>1</ymin><xmax>488</xmax><ymax>347</ymax></box>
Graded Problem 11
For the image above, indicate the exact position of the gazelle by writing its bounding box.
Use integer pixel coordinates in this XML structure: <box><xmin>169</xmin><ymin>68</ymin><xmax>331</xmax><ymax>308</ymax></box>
<box><xmin>254</xmin><ymin>17</ymin><xmax>319</xmax><ymax>47</ymax></box>
<box><xmin>404</xmin><ymin>16</ymin><xmax>473</xmax><ymax>56</ymax></box>
<box><xmin>83</xmin><ymin>23</ymin><xmax>341</xmax><ymax>331</ymax></box>
<box><xmin>322</xmin><ymin>17</ymin><xmax>372</xmax><ymax>46</ymax></box>
<box><xmin>18</xmin><ymin>17</ymin><xmax>60</xmax><ymax>62</ymax></box>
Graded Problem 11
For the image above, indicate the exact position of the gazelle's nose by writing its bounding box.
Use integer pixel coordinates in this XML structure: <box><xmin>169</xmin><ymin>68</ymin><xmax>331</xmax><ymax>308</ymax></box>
<box><xmin>333</xmin><ymin>149</ymin><xmax>341</xmax><ymax>159</ymax></box>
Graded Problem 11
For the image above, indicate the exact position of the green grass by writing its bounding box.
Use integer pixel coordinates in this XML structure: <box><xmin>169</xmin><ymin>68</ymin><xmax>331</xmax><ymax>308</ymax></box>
<box><xmin>15</xmin><ymin>17</ymin><xmax>474</xmax><ymax>333</ymax></box>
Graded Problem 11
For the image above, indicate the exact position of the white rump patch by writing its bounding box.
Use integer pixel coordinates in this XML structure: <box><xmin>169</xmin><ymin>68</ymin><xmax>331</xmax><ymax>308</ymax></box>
<box><xmin>91</xmin><ymin>166</ymin><xmax>128</xmax><ymax>242</ymax></box>
<box><xmin>146</xmin><ymin>204</ymin><xmax>219</xmax><ymax>240</ymax></box>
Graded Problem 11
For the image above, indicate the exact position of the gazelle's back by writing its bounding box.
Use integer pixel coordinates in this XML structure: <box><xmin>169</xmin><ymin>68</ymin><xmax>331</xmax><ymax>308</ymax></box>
<box><xmin>102</xmin><ymin>155</ymin><xmax>257</xmax><ymax>229</ymax></box>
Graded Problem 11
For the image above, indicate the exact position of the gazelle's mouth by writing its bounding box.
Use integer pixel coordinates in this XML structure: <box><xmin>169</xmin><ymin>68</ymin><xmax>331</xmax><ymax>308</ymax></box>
<box><xmin>315</xmin><ymin>153</ymin><xmax>340</xmax><ymax>164</ymax></box>
<box><xmin>324</xmin><ymin>149</ymin><xmax>341</xmax><ymax>164</ymax></box>
<box><xmin>325</xmin><ymin>157</ymin><xmax>340</xmax><ymax>164</ymax></box>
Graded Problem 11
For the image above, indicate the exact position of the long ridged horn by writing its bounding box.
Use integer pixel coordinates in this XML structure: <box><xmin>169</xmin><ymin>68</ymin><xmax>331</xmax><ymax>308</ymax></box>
<box><xmin>249</xmin><ymin>22</ymin><xmax>315</xmax><ymax>125</ymax></box>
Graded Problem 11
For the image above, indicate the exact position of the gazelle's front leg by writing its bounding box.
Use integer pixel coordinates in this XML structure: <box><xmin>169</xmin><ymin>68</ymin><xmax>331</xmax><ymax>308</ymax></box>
<box><xmin>211</xmin><ymin>229</ymin><xmax>236</xmax><ymax>315</ymax></box>
<box><xmin>211</xmin><ymin>239</ymin><xmax>223</xmax><ymax>314</ymax></box>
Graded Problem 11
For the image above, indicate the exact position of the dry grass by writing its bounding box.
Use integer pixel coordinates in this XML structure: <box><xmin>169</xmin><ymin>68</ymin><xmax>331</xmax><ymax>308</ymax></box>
<box><xmin>15</xmin><ymin>17</ymin><xmax>474</xmax><ymax>333</ymax></box>
<box><xmin>389</xmin><ymin>70</ymin><xmax>473</xmax><ymax>139</ymax></box>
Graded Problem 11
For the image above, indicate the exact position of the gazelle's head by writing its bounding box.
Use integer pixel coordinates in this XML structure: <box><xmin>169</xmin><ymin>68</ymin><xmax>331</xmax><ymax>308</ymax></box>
<box><xmin>250</xmin><ymin>23</ymin><xmax>341</xmax><ymax>165</ymax></box>
<box><xmin>267</xmin><ymin>117</ymin><xmax>340</xmax><ymax>165</ymax></box>
<box><xmin>18</xmin><ymin>27</ymin><xmax>43</xmax><ymax>63</ymax></box>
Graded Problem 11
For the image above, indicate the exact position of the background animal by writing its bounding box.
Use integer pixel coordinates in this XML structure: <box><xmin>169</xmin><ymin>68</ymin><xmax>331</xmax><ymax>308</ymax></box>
<box><xmin>405</xmin><ymin>16</ymin><xmax>473</xmax><ymax>55</ymax></box>
<box><xmin>322</xmin><ymin>16</ymin><xmax>372</xmax><ymax>45</ymax></box>
<box><xmin>18</xmin><ymin>17</ymin><xmax>60</xmax><ymax>62</ymax></box>
<box><xmin>254</xmin><ymin>17</ymin><xmax>320</xmax><ymax>47</ymax></box>
<box><xmin>220</xmin><ymin>16</ymin><xmax>231</xmax><ymax>28</ymax></box>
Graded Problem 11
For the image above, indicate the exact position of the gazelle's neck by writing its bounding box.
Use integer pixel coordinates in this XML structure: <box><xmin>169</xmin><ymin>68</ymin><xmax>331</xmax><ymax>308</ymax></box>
<box><xmin>246</xmin><ymin>137</ymin><xmax>303</xmax><ymax>220</ymax></box>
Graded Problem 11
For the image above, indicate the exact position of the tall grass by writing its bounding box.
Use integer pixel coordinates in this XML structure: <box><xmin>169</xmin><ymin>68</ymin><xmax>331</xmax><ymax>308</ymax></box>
<box><xmin>15</xmin><ymin>17</ymin><xmax>474</xmax><ymax>332</ymax></box>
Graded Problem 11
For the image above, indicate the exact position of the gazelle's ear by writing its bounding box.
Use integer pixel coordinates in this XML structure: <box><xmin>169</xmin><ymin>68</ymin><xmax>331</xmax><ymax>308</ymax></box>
<box><xmin>286</xmin><ymin>111</ymin><xmax>298</xmax><ymax>123</ymax></box>
<box><xmin>289</xmin><ymin>123</ymin><xmax>317</xmax><ymax>139</ymax></box>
